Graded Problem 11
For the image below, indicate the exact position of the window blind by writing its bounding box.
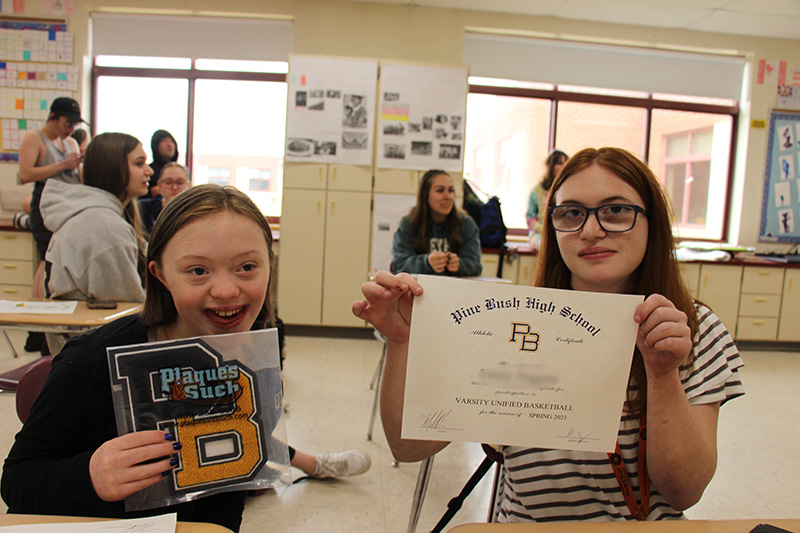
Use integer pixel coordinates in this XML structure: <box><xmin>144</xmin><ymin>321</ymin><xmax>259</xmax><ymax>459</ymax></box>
<box><xmin>92</xmin><ymin>13</ymin><xmax>292</xmax><ymax>62</ymax></box>
<box><xmin>463</xmin><ymin>32</ymin><xmax>745</xmax><ymax>101</ymax></box>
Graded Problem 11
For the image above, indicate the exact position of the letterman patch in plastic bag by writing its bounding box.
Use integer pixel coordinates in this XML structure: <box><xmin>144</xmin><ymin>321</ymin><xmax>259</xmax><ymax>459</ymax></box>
<box><xmin>108</xmin><ymin>328</ymin><xmax>291</xmax><ymax>511</ymax></box>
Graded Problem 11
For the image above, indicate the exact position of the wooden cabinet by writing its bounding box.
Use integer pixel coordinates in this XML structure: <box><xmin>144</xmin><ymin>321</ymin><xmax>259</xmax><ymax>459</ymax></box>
<box><xmin>479</xmin><ymin>250</ymin><xmax>538</xmax><ymax>285</ymax></box>
<box><xmin>697</xmin><ymin>263</ymin><xmax>742</xmax><ymax>336</ymax></box>
<box><xmin>0</xmin><ymin>230</ymin><xmax>34</xmax><ymax>298</ymax></box>
<box><xmin>778</xmin><ymin>268</ymin><xmax>800</xmax><ymax>341</ymax></box>
<box><xmin>736</xmin><ymin>266</ymin><xmax>783</xmax><ymax>340</ymax></box>
<box><xmin>277</xmin><ymin>163</ymin><xmax>371</xmax><ymax>327</ymax></box>
<box><xmin>679</xmin><ymin>262</ymin><xmax>700</xmax><ymax>298</ymax></box>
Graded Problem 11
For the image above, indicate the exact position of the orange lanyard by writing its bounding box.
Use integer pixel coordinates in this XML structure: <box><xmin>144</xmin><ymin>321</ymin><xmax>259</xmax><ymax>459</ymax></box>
<box><xmin>608</xmin><ymin>414</ymin><xmax>650</xmax><ymax>521</ymax></box>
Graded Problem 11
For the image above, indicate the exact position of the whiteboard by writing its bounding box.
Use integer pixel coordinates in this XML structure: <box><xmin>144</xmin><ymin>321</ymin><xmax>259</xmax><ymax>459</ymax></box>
<box><xmin>376</xmin><ymin>63</ymin><xmax>468</xmax><ymax>172</ymax></box>
<box><xmin>759</xmin><ymin>110</ymin><xmax>800</xmax><ymax>243</ymax></box>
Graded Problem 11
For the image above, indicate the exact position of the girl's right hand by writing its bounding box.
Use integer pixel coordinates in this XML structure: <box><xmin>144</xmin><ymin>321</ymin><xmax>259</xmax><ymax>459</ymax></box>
<box><xmin>89</xmin><ymin>430</ymin><xmax>180</xmax><ymax>502</ymax></box>
<box><xmin>427</xmin><ymin>251</ymin><xmax>448</xmax><ymax>273</ymax></box>
<box><xmin>353</xmin><ymin>271</ymin><xmax>423</xmax><ymax>345</ymax></box>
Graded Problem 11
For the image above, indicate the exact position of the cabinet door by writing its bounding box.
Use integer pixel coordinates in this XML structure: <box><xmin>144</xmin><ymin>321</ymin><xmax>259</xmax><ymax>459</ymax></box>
<box><xmin>679</xmin><ymin>262</ymin><xmax>700</xmax><ymax>298</ymax></box>
<box><xmin>374</xmin><ymin>169</ymin><xmax>419</xmax><ymax>194</ymax></box>
<box><xmin>778</xmin><ymin>269</ymin><xmax>800</xmax><ymax>341</ymax></box>
<box><xmin>283</xmin><ymin>163</ymin><xmax>327</xmax><ymax>190</ymax></box>
<box><xmin>276</xmin><ymin>189</ymin><xmax>326</xmax><ymax>325</ymax></box>
<box><xmin>741</xmin><ymin>266</ymin><xmax>784</xmax><ymax>294</ymax></box>
<box><xmin>328</xmin><ymin>164</ymin><xmax>372</xmax><ymax>192</ymax></box>
<box><xmin>517</xmin><ymin>254</ymin><xmax>538</xmax><ymax>286</ymax></box>
<box><xmin>322</xmin><ymin>191</ymin><xmax>372</xmax><ymax>327</ymax></box>
<box><xmin>697</xmin><ymin>264</ymin><xmax>742</xmax><ymax>335</ymax></box>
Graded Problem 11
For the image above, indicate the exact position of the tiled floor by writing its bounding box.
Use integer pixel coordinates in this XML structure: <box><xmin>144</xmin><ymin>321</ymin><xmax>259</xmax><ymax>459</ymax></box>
<box><xmin>1</xmin><ymin>328</ymin><xmax>798</xmax><ymax>531</ymax></box>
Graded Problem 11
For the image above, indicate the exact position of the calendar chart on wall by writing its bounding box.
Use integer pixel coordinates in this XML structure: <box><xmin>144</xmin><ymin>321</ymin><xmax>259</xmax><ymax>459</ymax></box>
<box><xmin>760</xmin><ymin>110</ymin><xmax>800</xmax><ymax>243</ymax></box>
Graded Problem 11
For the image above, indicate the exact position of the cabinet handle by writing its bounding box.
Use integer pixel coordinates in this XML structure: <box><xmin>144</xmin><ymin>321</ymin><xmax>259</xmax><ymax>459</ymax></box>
<box><xmin>3</xmin><ymin>264</ymin><xmax>18</xmax><ymax>269</ymax></box>
<box><xmin>317</xmin><ymin>200</ymin><xmax>322</xmax><ymax>215</ymax></box>
<box><xmin>788</xmin><ymin>278</ymin><xmax>793</xmax><ymax>292</ymax></box>
<box><xmin>410</xmin><ymin>172</ymin><xmax>415</xmax><ymax>185</ymax></box>
<box><xmin>331</xmin><ymin>167</ymin><xmax>337</xmax><ymax>182</ymax></box>
<box><xmin>318</xmin><ymin>166</ymin><xmax>325</xmax><ymax>182</ymax></box>
<box><xmin>3</xmin><ymin>288</ymin><xmax>18</xmax><ymax>294</ymax></box>
<box><xmin>702</xmin><ymin>274</ymin><xmax>708</xmax><ymax>288</ymax></box>
<box><xmin>330</xmin><ymin>201</ymin><xmax>336</xmax><ymax>216</ymax></box>
<box><xmin>3</xmin><ymin>234</ymin><xmax>17</xmax><ymax>240</ymax></box>
<box><xmin>751</xmin><ymin>320</ymin><xmax>765</xmax><ymax>326</ymax></box>
<box><xmin>757</xmin><ymin>271</ymin><xmax>769</xmax><ymax>276</ymax></box>
<box><xmin>754</xmin><ymin>297</ymin><xmax>767</xmax><ymax>302</ymax></box>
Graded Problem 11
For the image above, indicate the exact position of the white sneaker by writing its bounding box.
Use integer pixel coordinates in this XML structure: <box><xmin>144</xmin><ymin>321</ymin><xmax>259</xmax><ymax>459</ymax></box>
<box><xmin>312</xmin><ymin>450</ymin><xmax>371</xmax><ymax>479</ymax></box>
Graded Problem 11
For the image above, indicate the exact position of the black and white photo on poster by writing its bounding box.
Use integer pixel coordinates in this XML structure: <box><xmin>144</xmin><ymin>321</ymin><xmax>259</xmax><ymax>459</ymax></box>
<box><xmin>450</xmin><ymin>116</ymin><xmax>462</xmax><ymax>130</ymax></box>
<box><xmin>308</xmin><ymin>99</ymin><xmax>324</xmax><ymax>111</ymax></box>
<box><xmin>295</xmin><ymin>91</ymin><xmax>307</xmax><ymax>107</ymax></box>
<box><xmin>411</xmin><ymin>141</ymin><xmax>432</xmax><ymax>156</ymax></box>
<box><xmin>384</xmin><ymin>92</ymin><xmax>400</xmax><ymax>101</ymax></box>
<box><xmin>384</xmin><ymin>143</ymin><xmax>406</xmax><ymax>159</ymax></box>
<box><xmin>434</xmin><ymin>127</ymin><xmax>448</xmax><ymax>139</ymax></box>
<box><xmin>422</xmin><ymin>117</ymin><xmax>433</xmax><ymax>130</ymax></box>
<box><xmin>310</xmin><ymin>89</ymin><xmax>324</xmax><ymax>98</ymax></box>
<box><xmin>383</xmin><ymin>122</ymin><xmax>405</xmax><ymax>135</ymax></box>
<box><xmin>343</xmin><ymin>94</ymin><xmax>368</xmax><ymax>128</ymax></box>
<box><xmin>435</xmin><ymin>114</ymin><xmax>448</xmax><ymax>124</ymax></box>
<box><xmin>287</xmin><ymin>138</ymin><xmax>314</xmax><ymax>157</ymax></box>
<box><xmin>439</xmin><ymin>144</ymin><xmax>461</xmax><ymax>160</ymax></box>
<box><xmin>326</xmin><ymin>89</ymin><xmax>341</xmax><ymax>98</ymax></box>
<box><xmin>408</xmin><ymin>123</ymin><xmax>421</xmax><ymax>133</ymax></box>
<box><xmin>342</xmin><ymin>132</ymin><xmax>368</xmax><ymax>150</ymax></box>
<box><xmin>314</xmin><ymin>141</ymin><xmax>337</xmax><ymax>155</ymax></box>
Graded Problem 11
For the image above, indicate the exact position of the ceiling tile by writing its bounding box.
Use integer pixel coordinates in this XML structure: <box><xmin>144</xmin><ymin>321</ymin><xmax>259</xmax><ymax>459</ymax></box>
<box><xmin>689</xmin><ymin>10</ymin><xmax>800</xmax><ymax>39</ymax></box>
<box><xmin>725</xmin><ymin>0</ymin><xmax>800</xmax><ymax>16</ymax></box>
<box><xmin>553</xmin><ymin>0</ymin><xmax>712</xmax><ymax>28</ymax></box>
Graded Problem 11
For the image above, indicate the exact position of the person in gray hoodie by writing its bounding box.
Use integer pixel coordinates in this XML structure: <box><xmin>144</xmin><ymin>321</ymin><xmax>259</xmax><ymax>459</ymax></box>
<box><xmin>41</xmin><ymin>132</ymin><xmax>152</xmax><ymax>303</ymax></box>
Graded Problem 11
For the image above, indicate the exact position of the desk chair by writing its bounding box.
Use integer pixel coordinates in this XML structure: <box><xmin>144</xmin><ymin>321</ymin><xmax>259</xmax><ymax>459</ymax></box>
<box><xmin>15</xmin><ymin>355</ymin><xmax>53</xmax><ymax>422</ymax></box>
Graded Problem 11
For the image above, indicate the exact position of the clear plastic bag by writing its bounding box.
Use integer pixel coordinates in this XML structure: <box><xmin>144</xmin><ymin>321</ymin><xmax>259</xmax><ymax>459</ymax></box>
<box><xmin>107</xmin><ymin>328</ymin><xmax>291</xmax><ymax>511</ymax></box>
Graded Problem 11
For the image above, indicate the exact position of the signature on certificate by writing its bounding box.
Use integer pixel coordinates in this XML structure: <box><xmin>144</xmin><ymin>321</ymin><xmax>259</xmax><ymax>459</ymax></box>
<box><xmin>558</xmin><ymin>427</ymin><xmax>598</xmax><ymax>445</ymax></box>
<box><xmin>419</xmin><ymin>410</ymin><xmax>463</xmax><ymax>432</ymax></box>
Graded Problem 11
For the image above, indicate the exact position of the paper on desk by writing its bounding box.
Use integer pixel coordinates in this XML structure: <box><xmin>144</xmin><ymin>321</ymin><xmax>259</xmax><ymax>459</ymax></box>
<box><xmin>0</xmin><ymin>300</ymin><xmax>78</xmax><ymax>314</ymax></box>
<box><xmin>0</xmin><ymin>512</ymin><xmax>176</xmax><ymax>532</ymax></box>
<box><xmin>403</xmin><ymin>275</ymin><xmax>643</xmax><ymax>453</ymax></box>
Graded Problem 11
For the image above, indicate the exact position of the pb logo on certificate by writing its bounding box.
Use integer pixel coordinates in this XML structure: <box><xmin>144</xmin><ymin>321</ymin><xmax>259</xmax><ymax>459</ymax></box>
<box><xmin>403</xmin><ymin>275</ymin><xmax>643</xmax><ymax>453</ymax></box>
<box><xmin>107</xmin><ymin>329</ymin><xmax>290</xmax><ymax>511</ymax></box>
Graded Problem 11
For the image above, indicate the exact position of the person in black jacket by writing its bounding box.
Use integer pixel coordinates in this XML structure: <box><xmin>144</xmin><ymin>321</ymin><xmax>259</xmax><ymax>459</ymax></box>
<box><xmin>144</xmin><ymin>129</ymin><xmax>179</xmax><ymax>198</ymax></box>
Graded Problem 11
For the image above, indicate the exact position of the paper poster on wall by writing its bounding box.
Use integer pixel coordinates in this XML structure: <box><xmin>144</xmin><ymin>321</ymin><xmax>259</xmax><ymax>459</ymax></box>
<box><xmin>376</xmin><ymin>63</ymin><xmax>468</xmax><ymax>172</ymax></box>
<box><xmin>759</xmin><ymin>110</ymin><xmax>800</xmax><ymax>243</ymax></box>
<box><xmin>371</xmin><ymin>193</ymin><xmax>417</xmax><ymax>273</ymax></box>
<box><xmin>285</xmin><ymin>56</ymin><xmax>378</xmax><ymax>166</ymax></box>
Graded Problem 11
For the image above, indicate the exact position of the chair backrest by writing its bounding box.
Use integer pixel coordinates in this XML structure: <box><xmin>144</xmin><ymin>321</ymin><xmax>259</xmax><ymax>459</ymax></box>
<box><xmin>16</xmin><ymin>356</ymin><xmax>54</xmax><ymax>423</ymax></box>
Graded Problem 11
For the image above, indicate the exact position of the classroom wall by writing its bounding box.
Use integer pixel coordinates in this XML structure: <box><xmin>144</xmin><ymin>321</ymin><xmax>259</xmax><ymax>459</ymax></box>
<box><xmin>2</xmin><ymin>0</ymin><xmax>798</xmax><ymax>249</ymax></box>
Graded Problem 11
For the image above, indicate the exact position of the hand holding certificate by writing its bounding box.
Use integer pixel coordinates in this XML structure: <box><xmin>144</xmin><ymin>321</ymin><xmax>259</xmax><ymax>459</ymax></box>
<box><xmin>402</xmin><ymin>275</ymin><xmax>643</xmax><ymax>453</ymax></box>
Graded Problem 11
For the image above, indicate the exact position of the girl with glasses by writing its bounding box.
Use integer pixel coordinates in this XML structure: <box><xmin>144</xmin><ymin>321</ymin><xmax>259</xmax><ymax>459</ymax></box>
<box><xmin>353</xmin><ymin>147</ymin><xmax>743</xmax><ymax>522</ymax></box>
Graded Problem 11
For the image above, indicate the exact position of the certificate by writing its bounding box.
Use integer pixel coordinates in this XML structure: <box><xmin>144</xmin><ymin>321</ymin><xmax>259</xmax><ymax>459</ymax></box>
<box><xmin>402</xmin><ymin>275</ymin><xmax>644</xmax><ymax>453</ymax></box>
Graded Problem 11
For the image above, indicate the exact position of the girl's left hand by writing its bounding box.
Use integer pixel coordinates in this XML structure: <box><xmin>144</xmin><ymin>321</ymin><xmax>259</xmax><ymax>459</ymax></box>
<box><xmin>633</xmin><ymin>293</ymin><xmax>692</xmax><ymax>379</ymax></box>
<box><xmin>445</xmin><ymin>253</ymin><xmax>460</xmax><ymax>273</ymax></box>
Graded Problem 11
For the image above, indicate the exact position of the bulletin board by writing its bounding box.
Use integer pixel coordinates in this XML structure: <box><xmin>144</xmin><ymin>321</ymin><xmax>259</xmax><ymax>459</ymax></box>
<box><xmin>759</xmin><ymin>110</ymin><xmax>800</xmax><ymax>243</ymax></box>
<box><xmin>376</xmin><ymin>62</ymin><xmax>468</xmax><ymax>172</ymax></box>
<box><xmin>0</xmin><ymin>18</ymin><xmax>76</xmax><ymax>162</ymax></box>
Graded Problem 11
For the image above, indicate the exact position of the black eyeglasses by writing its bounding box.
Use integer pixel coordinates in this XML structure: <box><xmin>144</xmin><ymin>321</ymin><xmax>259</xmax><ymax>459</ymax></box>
<box><xmin>548</xmin><ymin>204</ymin><xmax>648</xmax><ymax>233</ymax></box>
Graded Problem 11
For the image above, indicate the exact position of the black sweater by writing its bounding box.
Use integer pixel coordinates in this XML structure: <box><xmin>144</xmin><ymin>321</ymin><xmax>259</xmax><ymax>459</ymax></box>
<box><xmin>1</xmin><ymin>315</ymin><xmax>246</xmax><ymax>532</ymax></box>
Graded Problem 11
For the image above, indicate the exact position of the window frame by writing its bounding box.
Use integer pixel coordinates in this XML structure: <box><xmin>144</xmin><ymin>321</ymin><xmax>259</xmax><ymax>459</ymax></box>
<box><xmin>468</xmin><ymin>83</ymin><xmax>739</xmax><ymax>242</ymax></box>
<box><xmin>90</xmin><ymin>60</ymin><xmax>286</xmax><ymax>202</ymax></box>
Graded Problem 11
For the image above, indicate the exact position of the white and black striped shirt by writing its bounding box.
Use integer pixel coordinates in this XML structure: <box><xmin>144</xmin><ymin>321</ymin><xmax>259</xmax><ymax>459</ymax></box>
<box><xmin>497</xmin><ymin>303</ymin><xmax>744</xmax><ymax>522</ymax></box>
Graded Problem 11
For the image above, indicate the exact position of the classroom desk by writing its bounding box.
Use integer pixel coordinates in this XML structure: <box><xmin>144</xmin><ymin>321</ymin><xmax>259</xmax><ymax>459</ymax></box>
<box><xmin>447</xmin><ymin>519</ymin><xmax>800</xmax><ymax>533</ymax></box>
<box><xmin>0</xmin><ymin>298</ymin><xmax>141</xmax><ymax>357</ymax></box>
<box><xmin>0</xmin><ymin>513</ymin><xmax>231</xmax><ymax>531</ymax></box>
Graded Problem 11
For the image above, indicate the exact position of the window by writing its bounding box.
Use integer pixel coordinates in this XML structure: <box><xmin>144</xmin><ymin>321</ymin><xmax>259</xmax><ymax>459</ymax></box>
<box><xmin>92</xmin><ymin>58</ymin><xmax>286</xmax><ymax>216</ymax></box>
<box><xmin>464</xmin><ymin>82</ymin><xmax>737</xmax><ymax>241</ymax></box>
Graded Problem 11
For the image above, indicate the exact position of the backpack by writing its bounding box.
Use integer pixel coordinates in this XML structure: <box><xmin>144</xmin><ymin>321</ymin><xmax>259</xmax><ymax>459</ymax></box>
<box><xmin>462</xmin><ymin>179</ymin><xmax>508</xmax><ymax>277</ymax></box>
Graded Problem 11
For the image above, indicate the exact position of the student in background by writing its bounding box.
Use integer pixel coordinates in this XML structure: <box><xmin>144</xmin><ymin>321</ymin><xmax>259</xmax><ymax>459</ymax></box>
<box><xmin>355</xmin><ymin>147</ymin><xmax>744</xmax><ymax>521</ymax></box>
<box><xmin>139</xmin><ymin>162</ymin><xmax>191</xmax><ymax>234</ymax></box>
<box><xmin>391</xmin><ymin>169</ymin><xmax>482</xmax><ymax>276</ymax></box>
<box><xmin>70</xmin><ymin>128</ymin><xmax>90</xmax><ymax>156</ymax></box>
<box><xmin>145</xmin><ymin>129</ymin><xmax>179</xmax><ymax>198</ymax></box>
<box><xmin>41</xmin><ymin>132</ymin><xmax>149</xmax><ymax>303</ymax></box>
<box><xmin>527</xmin><ymin>149</ymin><xmax>568</xmax><ymax>249</ymax></box>
<box><xmin>17</xmin><ymin>97</ymin><xmax>85</xmax><ymax>354</ymax></box>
